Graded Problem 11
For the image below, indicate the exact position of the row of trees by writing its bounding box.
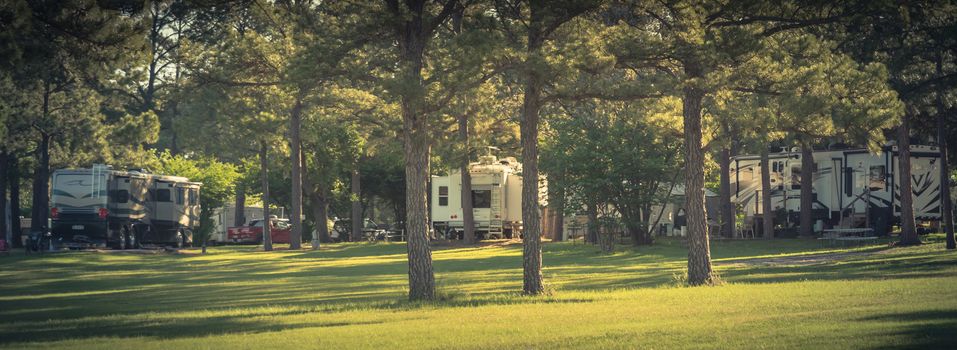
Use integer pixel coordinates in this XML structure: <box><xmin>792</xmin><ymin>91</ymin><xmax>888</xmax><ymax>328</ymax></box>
<box><xmin>2</xmin><ymin>1</ymin><xmax>955</xmax><ymax>300</ymax></box>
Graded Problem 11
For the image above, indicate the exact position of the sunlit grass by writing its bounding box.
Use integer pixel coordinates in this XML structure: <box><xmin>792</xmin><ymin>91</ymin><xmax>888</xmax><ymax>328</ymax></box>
<box><xmin>0</xmin><ymin>236</ymin><xmax>955</xmax><ymax>349</ymax></box>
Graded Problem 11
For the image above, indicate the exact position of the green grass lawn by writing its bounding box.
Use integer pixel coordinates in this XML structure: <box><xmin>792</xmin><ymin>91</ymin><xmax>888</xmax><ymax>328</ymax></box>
<box><xmin>1</xmin><ymin>236</ymin><xmax>955</xmax><ymax>349</ymax></box>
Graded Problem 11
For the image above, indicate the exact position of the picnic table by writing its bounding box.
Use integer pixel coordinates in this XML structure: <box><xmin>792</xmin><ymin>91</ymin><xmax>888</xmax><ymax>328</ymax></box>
<box><xmin>820</xmin><ymin>228</ymin><xmax>877</xmax><ymax>247</ymax></box>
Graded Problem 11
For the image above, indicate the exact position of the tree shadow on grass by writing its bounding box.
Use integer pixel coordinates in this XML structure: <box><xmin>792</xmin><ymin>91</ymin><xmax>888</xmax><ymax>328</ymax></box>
<box><xmin>0</xmin><ymin>313</ymin><xmax>390</xmax><ymax>346</ymax></box>
<box><xmin>0</xmin><ymin>294</ymin><xmax>593</xmax><ymax>346</ymax></box>
<box><xmin>858</xmin><ymin>310</ymin><xmax>957</xmax><ymax>350</ymax></box>
<box><xmin>718</xmin><ymin>250</ymin><xmax>957</xmax><ymax>285</ymax></box>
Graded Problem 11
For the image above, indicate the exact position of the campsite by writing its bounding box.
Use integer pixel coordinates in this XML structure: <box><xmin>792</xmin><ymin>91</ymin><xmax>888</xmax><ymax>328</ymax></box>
<box><xmin>1</xmin><ymin>1</ymin><xmax>956</xmax><ymax>349</ymax></box>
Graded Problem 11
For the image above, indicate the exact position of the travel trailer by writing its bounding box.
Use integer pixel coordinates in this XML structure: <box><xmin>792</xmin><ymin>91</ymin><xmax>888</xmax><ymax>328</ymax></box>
<box><xmin>50</xmin><ymin>164</ymin><xmax>201</xmax><ymax>249</ymax></box>
<box><xmin>730</xmin><ymin>145</ymin><xmax>942</xmax><ymax>236</ymax></box>
<box><xmin>430</xmin><ymin>154</ymin><xmax>546</xmax><ymax>240</ymax></box>
<box><xmin>211</xmin><ymin>205</ymin><xmax>266</xmax><ymax>243</ymax></box>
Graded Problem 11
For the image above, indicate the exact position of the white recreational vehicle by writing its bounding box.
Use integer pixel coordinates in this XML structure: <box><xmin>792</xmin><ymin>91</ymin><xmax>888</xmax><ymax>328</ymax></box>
<box><xmin>730</xmin><ymin>145</ymin><xmax>942</xmax><ymax>236</ymax></box>
<box><xmin>430</xmin><ymin>155</ymin><xmax>546</xmax><ymax>240</ymax></box>
<box><xmin>50</xmin><ymin>165</ymin><xmax>201</xmax><ymax>249</ymax></box>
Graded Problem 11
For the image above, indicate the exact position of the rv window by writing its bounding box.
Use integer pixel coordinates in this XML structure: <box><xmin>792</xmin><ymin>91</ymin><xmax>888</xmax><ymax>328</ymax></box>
<box><xmin>113</xmin><ymin>190</ymin><xmax>130</xmax><ymax>204</ymax></box>
<box><xmin>438</xmin><ymin>186</ymin><xmax>448</xmax><ymax>206</ymax></box>
<box><xmin>189</xmin><ymin>189</ymin><xmax>198</xmax><ymax>205</ymax></box>
<box><xmin>869</xmin><ymin>166</ymin><xmax>886</xmax><ymax>191</ymax></box>
<box><xmin>156</xmin><ymin>189</ymin><xmax>171</xmax><ymax>202</ymax></box>
<box><xmin>176</xmin><ymin>188</ymin><xmax>185</xmax><ymax>204</ymax></box>
<box><xmin>472</xmin><ymin>190</ymin><xmax>491</xmax><ymax>208</ymax></box>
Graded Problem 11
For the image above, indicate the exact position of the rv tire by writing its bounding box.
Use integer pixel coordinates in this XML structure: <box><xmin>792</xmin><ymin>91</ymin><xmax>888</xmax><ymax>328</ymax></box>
<box><xmin>114</xmin><ymin>231</ymin><xmax>128</xmax><ymax>250</ymax></box>
<box><xmin>175</xmin><ymin>231</ymin><xmax>184</xmax><ymax>249</ymax></box>
<box><xmin>125</xmin><ymin>226</ymin><xmax>139</xmax><ymax>249</ymax></box>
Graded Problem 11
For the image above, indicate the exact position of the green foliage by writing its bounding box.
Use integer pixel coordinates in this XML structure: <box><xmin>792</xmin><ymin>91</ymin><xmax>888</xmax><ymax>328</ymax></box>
<box><xmin>155</xmin><ymin>151</ymin><xmax>240</xmax><ymax>243</ymax></box>
<box><xmin>542</xmin><ymin>98</ymin><xmax>683</xmax><ymax>241</ymax></box>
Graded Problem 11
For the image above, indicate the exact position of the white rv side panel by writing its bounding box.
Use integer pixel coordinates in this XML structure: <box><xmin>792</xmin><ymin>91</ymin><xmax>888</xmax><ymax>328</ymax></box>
<box><xmin>506</xmin><ymin>175</ymin><xmax>522</xmax><ymax>223</ymax></box>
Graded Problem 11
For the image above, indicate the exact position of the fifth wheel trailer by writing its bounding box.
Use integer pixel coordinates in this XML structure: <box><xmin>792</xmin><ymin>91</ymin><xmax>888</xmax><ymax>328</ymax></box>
<box><xmin>730</xmin><ymin>145</ymin><xmax>942</xmax><ymax>236</ymax></box>
<box><xmin>431</xmin><ymin>155</ymin><xmax>546</xmax><ymax>240</ymax></box>
<box><xmin>50</xmin><ymin>165</ymin><xmax>201</xmax><ymax>249</ymax></box>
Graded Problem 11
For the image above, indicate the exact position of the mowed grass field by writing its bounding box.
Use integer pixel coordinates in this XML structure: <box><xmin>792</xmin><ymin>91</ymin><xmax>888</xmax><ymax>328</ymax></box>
<box><xmin>1</xmin><ymin>236</ymin><xmax>956</xmax><ymax>349</ymax></box>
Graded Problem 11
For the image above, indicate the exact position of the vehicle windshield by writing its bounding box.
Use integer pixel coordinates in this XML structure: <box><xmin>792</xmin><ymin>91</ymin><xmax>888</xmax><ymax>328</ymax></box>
<box><xmin>52</xmin><ymin>172</ymin><xmax>108</xmax><ymax>212</ymax></box>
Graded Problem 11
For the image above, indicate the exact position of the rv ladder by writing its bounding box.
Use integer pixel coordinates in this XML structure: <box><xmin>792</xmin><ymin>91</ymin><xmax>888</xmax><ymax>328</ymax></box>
<box><xmin>489</xmin><ymin>185</ymin><xmax>504</xmax><ymax>235</ymax></box>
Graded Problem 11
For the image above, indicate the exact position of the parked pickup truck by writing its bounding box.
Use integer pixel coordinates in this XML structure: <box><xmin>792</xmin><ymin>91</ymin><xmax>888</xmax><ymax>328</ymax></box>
<box><xmin>227</xmin><ymin>217</ymin><xmax>291</xmax><ymax>244</ymax></box>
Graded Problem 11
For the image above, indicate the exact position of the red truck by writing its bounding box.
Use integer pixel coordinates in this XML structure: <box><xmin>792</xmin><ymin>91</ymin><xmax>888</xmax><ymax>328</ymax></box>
<box><xmin>227</xmin><ymin>217</ymin><xmax>291</xmax><ymax>244</ymax></box>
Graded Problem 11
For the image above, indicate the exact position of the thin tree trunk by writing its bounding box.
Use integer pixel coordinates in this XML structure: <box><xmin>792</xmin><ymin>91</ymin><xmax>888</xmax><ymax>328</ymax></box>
<box><xmin>799</xmin><ymin>140</ymin><xmax>815</xmax><ymax>237</ymax></box>
<box><xmin>936</xmin><ymin>53</ymin><xmax>955</xmax><ymax>250</ymax></box>
<box><xmin>30</xmin><ymin>133</ymin><xmax>51</xmax><ymax>234</ymax></box>
<box><xmin>637</xmin><ymin>206</ymin><xmax>654</xmax><ymax>245</ymax></box>
<box><xmin>303</xmin><ymin>159</ymin><xmax>330</xmax><ymax>247</ymax></box>
<box><xmin>459</xmin><ymin>114</ymin><xmax>475</xmax><ymax>244</ymax></box>
<box><xmin>9</xmin><ymin>153</ymin><xmax>20</xmax><ymax>248</ymax></box>
<box><xmin>0</xmin><ymin>150</ymin><xmax>7</xmax><ymax>246</ymax></box>
<box><xmin>761</xmin><ymin>147</ymin><xmax>774</xmax><ymax>239</ymax></box>
<box><xmin>718</xmin><ymin>133</ymin><xmax>733</xmax><ymax>238</ymax></box>
<box><xmin>289</xmin><ymin>97</ymin><xmax>303</xmax><ymax>250</ymax></box>
<box><xmin>310</xmin><ymin>191</ymin><xmax>330</xmax><ymax>244</ymax></box>
<box><xmin>260</xmin><ymin>142</ymin><xmax>273</xmax><ymax>251</ymax></box>
<box><xmin>586</xmin><ymin>202</ymin><xmax>598</xmax><ymax>244</ymax></box>
<box><xmin>351</xmin><ymin>164</ymin><xmax>362</xmax><ymax>242</ymax></box>
<box><xmin>682</xmin><ymin>80</ymin><xmax>715</xmax><ymax>286</ymax></box>
<box><xmin>940</xmin><ymin>126</ymin><xmax>955</xmax><ymax>249</ymax></box>
<box><xmin>552</xmin><ymin>185</ymin><xmax>565</xmax><ymax>242</ymax></box>
<box><xmin>898</xmin><ymin>114</ymin><xmax>920</xmax><ymax>245</ymax></box>
<box><xmin>234</xmin><ymin>187</ymin><xmax>246</xmax><ymax>226</ymax></box>
<box><xmin>598</xmin><ymin>220</ymin><xmax>614</xmax><ymax>253</ymax></box>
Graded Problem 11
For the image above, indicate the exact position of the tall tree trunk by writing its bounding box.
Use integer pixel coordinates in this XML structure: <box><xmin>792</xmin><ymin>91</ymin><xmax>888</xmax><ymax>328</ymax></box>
<box><xmin>761</xmin><ymin>147</ymin><xmax>774</xmax><ymax>239</ymax></box>
<box><xmin>520</xmin><ymin>25</ymin><xmax>545</xmax><ymax>295</ymax></box>
<box><xmin>403</xmin><ymin>115</ymin><xmax>435</xmax><ymax>300</ymax></box>
<box><xmin>937</xmin><ymin>53</ymin><xmax>955</xmax><ymax>250</ymax></box>
<box><xmin>234</xmin><ymin>187</ymin><xmax>246</xmax><ymax>226</ymax></box>
<box><xmin>459</xmin><ymin>114</ymin><xmax>475</xmax><ymax>244</ymax></box>
<box><xmin>351</xmin><ymin>163</ymin><xmax>362</xmax><ymax>242</ymax></box>
<box><xmin>399</xmin><ymin>29</ymin><xmax>436</xmax><ymax>301</ymax></box>
<box><xmin>799</xmin><ymin>140</ymin><xmax>815</xmax><ymax>237</ymax></box>
<box><xmin>260</xmin><ymin>142</ymin><xmax>273</xmax><ymax>251</ymax></box>
<box><xmin>9</xmin><ymin>153</ymin><xmax>20</xmax><ymax>248</ymax></box>
<box><xmin>30</xmin><ymin>133</ymin><xmax>51</xmax><ymax>234</ymax></box>
<box><xmin>898</xmin><ymin>114</ymin><xmax>920</xmax><ymax>245</ymax></box>
<box><xmin>0</xmin><ymin>150</ymin><xmax>7</xmax><ymax>246</ymax></box>
<box><xmin>682</xmin><ymin>80</ymin><xmax>715</xmax><ymax>286</ymax></box>
<box><xmin>289</xmin><ymin>97</ymin><xmax>303</xmax><ymax>250</ymax></box>
<box><xmin>718</xmin><ymin>144</ymin><xmax>733</xmax><ymax>238</ymax></box>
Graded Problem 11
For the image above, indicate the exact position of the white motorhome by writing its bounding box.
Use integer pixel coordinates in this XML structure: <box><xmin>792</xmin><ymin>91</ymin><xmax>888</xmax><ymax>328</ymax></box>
<box><xmin>50</xmin><ymin>165</ymin><xmax>201</xmax><ymax>249</ymax></box>
<box><xmin>730</xmin><ymin>145</ymin><xmax>942</xmax><ymax>236</ymax></box>
<box><xmin>430</xmin><ymin>155</ymin><xmax>546</xmax><ymax>240</ymax></box>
